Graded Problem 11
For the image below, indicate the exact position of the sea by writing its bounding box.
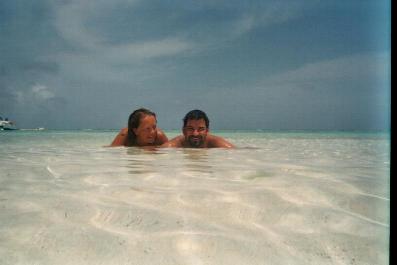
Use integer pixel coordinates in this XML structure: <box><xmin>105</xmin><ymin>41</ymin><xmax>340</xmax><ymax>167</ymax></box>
<box><xmin>0</xmin><ymin>130</ymin><xmax>390</xmax><ymax>265</ymax></box>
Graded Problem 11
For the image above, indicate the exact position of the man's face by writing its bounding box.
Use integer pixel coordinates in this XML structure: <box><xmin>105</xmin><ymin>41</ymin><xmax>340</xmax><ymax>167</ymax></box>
<box><xmin>183</xmin><ymin>119</ymin><xmax>208</xmax><ymax>148</ymax></box>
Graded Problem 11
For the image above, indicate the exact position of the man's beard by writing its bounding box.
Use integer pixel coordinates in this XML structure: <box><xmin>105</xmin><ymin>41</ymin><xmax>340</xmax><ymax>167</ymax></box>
<box><xmin>187</xmin><ymin>135</ymin><xmax>204</xmax><ymax>148</ymax></box>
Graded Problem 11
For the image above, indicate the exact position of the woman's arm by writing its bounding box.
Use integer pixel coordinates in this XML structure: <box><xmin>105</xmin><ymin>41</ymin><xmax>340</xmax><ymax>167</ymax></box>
<box><xmin>155</xmin><ymin>129</ymin><xmax>169</xmax><ymax>145</ymax></box>
<box><xmin>110</xmin><ymin>128</ymin><xmax>128</xmax><ymax>146</ymax></box>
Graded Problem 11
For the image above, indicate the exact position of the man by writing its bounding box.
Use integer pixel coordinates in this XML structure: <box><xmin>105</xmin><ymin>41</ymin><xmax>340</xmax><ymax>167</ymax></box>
<box><xmin>161</xmin><ymin>109</ymin><xmax>234</xmax><ymax>148</ymax></box>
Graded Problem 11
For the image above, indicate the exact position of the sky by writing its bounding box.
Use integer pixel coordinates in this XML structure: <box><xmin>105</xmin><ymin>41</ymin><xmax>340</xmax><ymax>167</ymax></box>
<box><xmin>0</xmin><ymin>0</ymin><xmax>390</xmax><ymax>130</ymax></box>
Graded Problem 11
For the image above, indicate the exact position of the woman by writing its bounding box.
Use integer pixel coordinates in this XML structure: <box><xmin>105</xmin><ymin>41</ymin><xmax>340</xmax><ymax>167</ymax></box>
<box><xmin>110</xmin><ymin>108</ymin><xmax>168</xmax><ymax>147</ymax></box>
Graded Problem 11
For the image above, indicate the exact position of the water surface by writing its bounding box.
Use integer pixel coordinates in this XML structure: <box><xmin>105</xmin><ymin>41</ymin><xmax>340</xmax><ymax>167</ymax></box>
<box><xmin>0</xmin><ymin>130</ymin><xmax>390</xmax><ymax>264</ymax></box>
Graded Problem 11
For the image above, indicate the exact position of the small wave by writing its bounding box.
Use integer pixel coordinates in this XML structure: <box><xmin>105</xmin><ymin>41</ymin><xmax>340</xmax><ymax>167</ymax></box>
<box><xmin>46</xmin><ymin>166</ymin><xmax>60</xmax><ymax>179</ymax></box>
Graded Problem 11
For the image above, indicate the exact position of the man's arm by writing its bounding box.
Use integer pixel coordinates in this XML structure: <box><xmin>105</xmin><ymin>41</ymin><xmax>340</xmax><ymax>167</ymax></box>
<box><xmin>208</xmin><ymin>135</ymin><xmax>235</xmax><ymax>148</ymax></box>
<box><xmin>160</xmin><ymin>135</ymin><xmax>184</xmax><ymax>147</ymax></box>
<box><xmin>110</xmin><ymin>128</ymin><xmax>128</xmax><ymax>146</ymax></box>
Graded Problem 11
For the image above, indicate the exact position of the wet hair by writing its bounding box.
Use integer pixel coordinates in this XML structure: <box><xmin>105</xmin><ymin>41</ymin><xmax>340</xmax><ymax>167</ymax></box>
<box><xmin>183</xmin><ymin>109</ymin><xmax>209</xmax><ymax>128</ymax></box>
<box><xmin>126</xmin><ymin>108</ymin><xmax>156</xmax><ymax>146</ymax></box>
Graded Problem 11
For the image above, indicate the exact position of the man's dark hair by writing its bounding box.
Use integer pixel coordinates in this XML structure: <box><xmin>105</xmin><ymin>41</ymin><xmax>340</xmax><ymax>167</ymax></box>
<box><xmin>183</xmin><ymin>109</ymin><xmax>209</xmax><ymax>128</ymax></box>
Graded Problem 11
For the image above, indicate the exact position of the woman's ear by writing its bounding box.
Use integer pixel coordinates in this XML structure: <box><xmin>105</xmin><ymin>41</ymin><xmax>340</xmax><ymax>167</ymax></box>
<box><xmin>132</xmin><ymin>128</ymin><xmax>138</xmax><ymax>135</ymax></box>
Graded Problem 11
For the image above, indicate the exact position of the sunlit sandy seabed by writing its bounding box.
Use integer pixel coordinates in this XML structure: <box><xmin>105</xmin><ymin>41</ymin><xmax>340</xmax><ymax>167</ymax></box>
<box><xmin>0</xmin><ymin>130</ymin><xmax>390</xmax><ymax>265</ymax></box>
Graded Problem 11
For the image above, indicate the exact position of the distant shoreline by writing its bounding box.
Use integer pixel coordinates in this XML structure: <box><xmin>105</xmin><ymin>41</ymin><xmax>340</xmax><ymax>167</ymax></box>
<box><xmin>1</xmin><ymin>128</ymin><xmax>45</xmax><ymax>131</ymax></box>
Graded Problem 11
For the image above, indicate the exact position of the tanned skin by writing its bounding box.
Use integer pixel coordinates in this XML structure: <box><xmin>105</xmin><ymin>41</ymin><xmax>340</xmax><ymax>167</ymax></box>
<box><xmin>161</xmin><ymin>118</ymin><xmax>234</xmax><ymax>148</ymax></box>
<box><xmin>110</xmin><ymin>115</ymin><xmax>168</xmax><ymax>147</ymax></box>
<box><xmin>110</xmin><ymin>128</ymin><xmax>168</xmax><ymax>147</ymax></box>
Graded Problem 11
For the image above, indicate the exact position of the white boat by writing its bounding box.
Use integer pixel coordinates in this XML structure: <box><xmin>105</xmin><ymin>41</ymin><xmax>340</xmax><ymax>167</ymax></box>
<box><xmin>0</xmin><ymin>117</ymin><xmax>18</xmax><ymax>130</ymax></box>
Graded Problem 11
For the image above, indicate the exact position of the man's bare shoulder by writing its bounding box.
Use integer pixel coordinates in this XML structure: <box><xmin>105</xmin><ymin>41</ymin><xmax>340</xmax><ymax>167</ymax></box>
<box><xmin>160</xmin><ymin>135</ymin><xmax>184</xmax><ymax>147</ymax></box>
<box><xmin>207</xmin><ymin>134</ymin><xmax>235</xmax><ymax>148</ymax></box>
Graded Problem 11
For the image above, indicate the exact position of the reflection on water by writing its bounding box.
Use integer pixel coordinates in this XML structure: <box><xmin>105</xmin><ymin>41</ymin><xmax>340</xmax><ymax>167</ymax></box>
<box><xmin>125</xmin><ymin>146</ymin><xmax>163</xmax><ymax>156</ymax></box>
<box><xmin>125</xmin><ymin>147</ymin><xmax>164</xmax><ymax>175</ymax></box>
<box><xmin>124</xmin><ymin>147</ymin><xmax>215</xmax><ymax>176</ymax></box>
<box><xmin>181</xmin><ymin>149</ymin><xmax>213</xmax><ymax>174</ymax></box>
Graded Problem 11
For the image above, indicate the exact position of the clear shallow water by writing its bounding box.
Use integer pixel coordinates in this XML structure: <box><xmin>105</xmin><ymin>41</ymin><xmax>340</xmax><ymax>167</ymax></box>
<box><xmin>0</xmin><ymin>130</ymin><xmax>390</xmax><ymax>265</ymax></box>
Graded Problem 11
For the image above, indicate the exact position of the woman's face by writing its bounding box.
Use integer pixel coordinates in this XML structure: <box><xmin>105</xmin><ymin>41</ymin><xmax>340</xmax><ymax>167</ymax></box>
<box><xmin>133</xmin><ymin>115</ymin><xmax>157</xmax><ymax>145</ymax></box>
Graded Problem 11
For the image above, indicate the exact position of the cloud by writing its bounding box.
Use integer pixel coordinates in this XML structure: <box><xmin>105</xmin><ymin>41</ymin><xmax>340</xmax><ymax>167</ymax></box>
<box><xmin>52</xmin><ymin>0</ymin><xmax>140</xmax><ymax>50</ymax></box>
<box><xmin>232</xmin><ymin>1</ymin><xmax>313</xmax><ymax>35</ymax></box>
<box><xmin>50</xmin><ymin>0</ymin><xmax>198</xmax><ymax>86</ymax></box>
<box><xmin>1</xmin><ymin>0</ymin><xmax>389</xmax><ymax>130</ymax></box>
<box><xmin>107</xmin><ymin>38</ymin><xmax>193</xmax><ymax>62</ymax></box>
<box><xmin>10</xmin><ymin>83</ymin><xmax>58</xmax><ymax>106</ymax></box>
<box><xmin>52</xmin><ymin>0</ymin><xmax>312</xmax><ymax>56</ymax></box>
<box><xmin>186</xmin><ymin>52</ymin><xmax>390</xmax><ymax>130</ymax></box>
<box><xmin>31</xmin><ymin>84</ymin><xmax>55</xmax><ymax>100</ymax></box>
<box><xmin>53</xmin><ymin>0</ymin><xmax>193</xmax><ymax>59</ymax></box>
<box><xmin>44</xmin><ymin>0</ymin><xmax>317</xmax><ymax>89</ymax></box>
<box><xmin>0</xmin><ymin>86</ymin><xmax>17</xmax><ymax>115</ymax></box>
<box><xmin>261</xmin><ymin>52</ymin><xmax>390</xmax><ymax>90</ymax></box>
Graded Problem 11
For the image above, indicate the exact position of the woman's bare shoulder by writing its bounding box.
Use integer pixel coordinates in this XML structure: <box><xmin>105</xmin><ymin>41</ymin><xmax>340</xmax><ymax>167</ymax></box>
<box><xmin>110</xmin><ymin>127</ymin><xmax>128</xmax><ymax>147</ymax></box>
<box><xmin>155</xmin><ymin>128</ymin><xmax>169</xmax><ymax>144</ymax></box>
